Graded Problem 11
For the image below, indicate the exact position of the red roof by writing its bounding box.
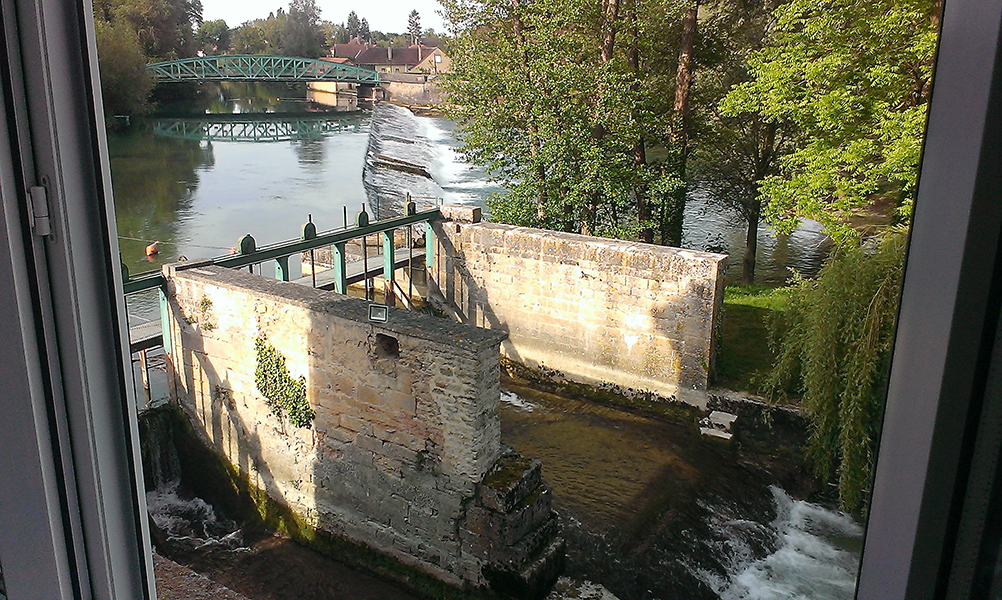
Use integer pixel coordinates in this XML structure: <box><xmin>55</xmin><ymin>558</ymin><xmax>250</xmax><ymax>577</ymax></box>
<box><xmin>331</xmin><ymin>43</ymin><xmax>367</xmax><ymax>60</ymax></box>
<box><xmin>319</xmin><ymin>56</ymin><xmax>354</xmax><ymax>65</ymax></box>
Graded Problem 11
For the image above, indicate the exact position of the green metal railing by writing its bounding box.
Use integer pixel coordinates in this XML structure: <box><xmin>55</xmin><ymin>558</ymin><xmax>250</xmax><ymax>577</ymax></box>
<box><xmin>147</xmin><ymin>55</ymin><xmax>381</xmax><ymax>84</ymax></box>
<box><xmin>123</xmin><ymin>207</ymin><xmax>440</xmax><ymax>295</ymax></box>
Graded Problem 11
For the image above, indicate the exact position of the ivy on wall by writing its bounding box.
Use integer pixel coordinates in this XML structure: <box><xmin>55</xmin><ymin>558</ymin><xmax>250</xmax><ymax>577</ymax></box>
<box><xmin>254</xmin><ymin>338</ymin><xmax>314</xmax><ymax>428</ymax></box>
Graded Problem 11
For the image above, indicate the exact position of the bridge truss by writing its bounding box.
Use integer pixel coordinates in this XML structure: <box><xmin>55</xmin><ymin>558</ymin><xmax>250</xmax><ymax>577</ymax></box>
<box><xmin>152</xmin><ymin>117</ymin><xmax>361</xmax><ymax>142</ymax></box>
<box><xmin>147</xmin><ymin>55</ymin><xmax>380</xmax><ymax>84</ymax></box>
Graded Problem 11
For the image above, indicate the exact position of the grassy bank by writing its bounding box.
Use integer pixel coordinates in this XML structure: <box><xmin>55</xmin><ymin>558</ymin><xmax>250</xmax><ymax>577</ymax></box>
<box><xmin>714</xmin><ymin>285</ymin><xmax>789</xmax><ymax>394</ymax></box>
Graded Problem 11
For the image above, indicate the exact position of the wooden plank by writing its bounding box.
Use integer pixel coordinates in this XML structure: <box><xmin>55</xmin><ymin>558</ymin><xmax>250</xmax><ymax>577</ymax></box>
<box><xmin>293</xmin><ymin>247</ymin><xmax>425</xmax><ymax>291</ymax></box>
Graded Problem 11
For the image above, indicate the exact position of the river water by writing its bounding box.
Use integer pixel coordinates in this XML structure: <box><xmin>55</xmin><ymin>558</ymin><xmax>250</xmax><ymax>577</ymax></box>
<box><xmin>114</xmin><ymin>83</ymin><xmax>856</xmax><ymax>599</ymax></box>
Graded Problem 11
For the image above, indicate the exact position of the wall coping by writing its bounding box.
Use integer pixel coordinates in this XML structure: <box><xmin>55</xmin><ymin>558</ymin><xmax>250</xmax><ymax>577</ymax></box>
<box><xmin>164</xmin><ymin>263</ymin><xmax>507</xmax><ymax>354</ymax></box>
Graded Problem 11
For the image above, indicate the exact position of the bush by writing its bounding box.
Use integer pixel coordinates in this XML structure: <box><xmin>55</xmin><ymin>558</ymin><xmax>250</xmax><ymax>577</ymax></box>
<box><xmin>760</xmin><ymin>228</ymin><xmax>907</xmax><ymax>511</ymax></box>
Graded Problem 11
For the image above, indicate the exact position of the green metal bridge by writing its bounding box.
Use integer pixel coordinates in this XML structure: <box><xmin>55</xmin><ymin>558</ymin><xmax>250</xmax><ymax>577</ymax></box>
<box><xmin>152</xmin><ymin>116</ymin><xmax>363</xmax><ymax>142</ymax></box>
<box><xmin>147</xmin><ymin>55</ymin><xmax>380</xmax><ymax>84</ymax></box>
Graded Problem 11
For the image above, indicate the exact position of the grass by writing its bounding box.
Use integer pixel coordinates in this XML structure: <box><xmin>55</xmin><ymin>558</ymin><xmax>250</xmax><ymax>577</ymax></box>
<box><xmin>715</xmin><ymin>285</ymin><xmax>789</xmax><ymax>393</ymax></box>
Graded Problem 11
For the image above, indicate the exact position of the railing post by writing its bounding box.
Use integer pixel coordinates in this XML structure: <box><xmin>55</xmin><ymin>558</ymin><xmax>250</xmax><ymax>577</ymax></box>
<box><xmin>425</xmin><ymin>221</ymin><xmax>435</xmax><ymax>269</ymax></box>
<box><xmin>238</xmin><ymin>233</ymin><xmax>256</xmax><ymax>273</ymax></box>
<box><xmin>274</xmin><ymin>256</ymin><xmax>291</xmax><ymax>282</ymax></box>
<box><xmin>333</xmin><ymin>242</ymin><xmax>347</xmax><ymax>294</ymax></box>
<box><xmin>158</xmin><ymin>285</ymin><xmax>171</xmax><ymax>354</ymax></box>
<box><xmin>382</xmin><ymin>229</ymin><xmax>396</xmax><ymax>307</ymax></box>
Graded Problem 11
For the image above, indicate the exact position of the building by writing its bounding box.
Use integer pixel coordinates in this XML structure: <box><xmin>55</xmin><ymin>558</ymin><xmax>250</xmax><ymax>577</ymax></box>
<box><xmin>351</xmin><ymin>45</ymin><xmax>451</xmax><ymax>75</ymax></box>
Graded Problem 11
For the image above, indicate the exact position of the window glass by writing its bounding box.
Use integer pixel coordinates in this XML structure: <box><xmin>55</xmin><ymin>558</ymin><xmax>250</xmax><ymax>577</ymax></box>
<box><xmin>92</xmin><ymin>1</ymin><xmax>938</xmax><ymax>599</ymax></box>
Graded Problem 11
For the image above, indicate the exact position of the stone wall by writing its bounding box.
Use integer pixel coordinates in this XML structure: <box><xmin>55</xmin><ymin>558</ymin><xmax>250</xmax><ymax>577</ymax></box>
<box><xmin>161</xmin><ymin>263</ymin><xmax>560</xmax><ymax>591</ymax></box>
<box><xmin>428</xmin><ymin>208</ymin><xmax>728</xmax><ymax>407</ymax></box>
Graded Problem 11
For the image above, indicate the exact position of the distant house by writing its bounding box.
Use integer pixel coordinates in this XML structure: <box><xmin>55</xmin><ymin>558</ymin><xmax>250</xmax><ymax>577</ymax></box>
<box><xmin>309</xmin><ymin>57</ymin><xmax>362</xmax><ymax>111</ymax></box>
<box><xmin>353</xmin><ymin>45</ymin><xmax>451</xmax><ymax>75</ymax></box>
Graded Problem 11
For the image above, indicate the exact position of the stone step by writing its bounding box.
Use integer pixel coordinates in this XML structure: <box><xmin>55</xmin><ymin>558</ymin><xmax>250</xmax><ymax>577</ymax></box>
<box><xmin>483</xmin><ymin>534</ymin><xmax>566</xmax><ymax>600</ymax></box>
<box><xmin>479</xmin><ymin>453</ymin><xmax>543</xmax><ymax>513</ymax></box>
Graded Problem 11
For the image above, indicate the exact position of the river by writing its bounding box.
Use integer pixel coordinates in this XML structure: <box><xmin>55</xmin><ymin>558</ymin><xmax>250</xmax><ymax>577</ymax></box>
<box><xmin>112</xmin><ymin>82</ymin><xmax>855</xmax><ymax>600</ymax></box>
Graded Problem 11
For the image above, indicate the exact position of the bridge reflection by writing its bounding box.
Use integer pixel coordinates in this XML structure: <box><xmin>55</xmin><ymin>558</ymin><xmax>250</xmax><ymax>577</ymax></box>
<box><xmin>151</xmin><ymin>116</ymin><xmax>364</xmax><ymax>142</ymax></box>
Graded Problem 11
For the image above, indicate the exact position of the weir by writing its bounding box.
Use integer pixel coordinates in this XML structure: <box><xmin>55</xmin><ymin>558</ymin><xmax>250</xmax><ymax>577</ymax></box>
<box><xmin>130</xmin><ymin>205</ymin><xmax>727</xmax><ymax>597</ymax></box>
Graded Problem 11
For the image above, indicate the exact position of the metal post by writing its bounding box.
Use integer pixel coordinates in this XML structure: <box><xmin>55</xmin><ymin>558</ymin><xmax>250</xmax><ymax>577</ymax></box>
<box><xmin>274</xmin><ymin>256</ymin><xmax>291</xmax><ymax>281</ymax></box>
<box><xmin>425</xmin><ymin>221</ymin><xmax>435</xmax><ymax>269</ymax></box>
<box><xmin>139</xmin><ymin>349</ymin><xmax>151</xmax><ymax>408</ymax></box>
<box><xmin>407</xmin><ymin>226</ymin><xmax>413</xmax><ymax>306</ymax></box>
<box><xmin>158</xmin><ymin>286</ymin><xmax>172</xmax><ymax>354</ymax></box>
<box><xmin>382</xmin><ymin>229</ymin><xmax>396</xmax><ymax>307</ymax></box>
<box><xmin>333</xmin><ymin>242</ymin><xmax>347</xmax><ymax>294</ymax></box>
<box><xmin>362</xmin><ymin>235</ymin><xmax>370</xmax><ymax>299</ymax></box>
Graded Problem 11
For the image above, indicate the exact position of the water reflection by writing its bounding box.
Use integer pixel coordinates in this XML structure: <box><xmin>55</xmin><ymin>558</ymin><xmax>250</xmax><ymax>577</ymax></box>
<box><xmin>152</xmin><ymin>115</ymin><xmax>363</xmax><ymax>143</ymax></box>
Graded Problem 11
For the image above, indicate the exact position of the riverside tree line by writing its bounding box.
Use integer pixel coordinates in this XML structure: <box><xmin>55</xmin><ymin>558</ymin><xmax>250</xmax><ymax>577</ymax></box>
<box><xmin>92</xmin><ymin>0</ymin><xmax>433</xmax><ymax>115</ymax></box>
<box><xmin>442</xmin><ymin>0</ymin><xmax>937</xmax><ymax>513</ymax></box>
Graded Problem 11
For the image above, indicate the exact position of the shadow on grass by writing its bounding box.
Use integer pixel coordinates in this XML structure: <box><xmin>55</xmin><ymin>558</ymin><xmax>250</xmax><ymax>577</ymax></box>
<box><xmin>715</xmin><ymin>286</ymin><xmax>788</xmax><ymax>393</ymax></box>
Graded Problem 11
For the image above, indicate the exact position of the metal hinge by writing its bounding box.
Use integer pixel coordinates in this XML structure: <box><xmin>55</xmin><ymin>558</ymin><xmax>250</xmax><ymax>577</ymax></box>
<box><xmin>27</xmin><ymin>185</ymin><xmax>51</xmax><ymax>236</ymax></box>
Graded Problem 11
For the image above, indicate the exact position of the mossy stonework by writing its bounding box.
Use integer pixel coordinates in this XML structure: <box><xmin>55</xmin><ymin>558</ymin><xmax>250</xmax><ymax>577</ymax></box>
<box><xmin>161</xmin><ymin>263</ymin><xmax>563</xmax><ymax>597</ymax></box>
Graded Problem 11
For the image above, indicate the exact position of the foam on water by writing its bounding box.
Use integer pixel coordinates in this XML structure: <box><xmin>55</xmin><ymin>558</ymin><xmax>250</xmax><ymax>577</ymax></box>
<box><xmin>147</xmin><ymin>484</ymin><xmax>246</xmax><ymax>552</ymax></box>
<box><xmin>703</xmin><ymin>487</ymin><xmax>863</xmax><ymax>600</ymax></box>
<box><xmin>501</xmin><ymin>389</ymin><xmax>537</xmax><ymax>412</ymax></box>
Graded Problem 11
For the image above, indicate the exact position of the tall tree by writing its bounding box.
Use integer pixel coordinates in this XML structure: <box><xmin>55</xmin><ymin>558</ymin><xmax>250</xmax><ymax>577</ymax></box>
<box><xmin>359</xmin><ymin>18</ymin><xmax>371</xmax><ymax>43</ymax></box>
<box><xmin>442</xmin><ymin>0</ymin><xmax>687</xmax><ymax>241</ymax></box>
<box><xmin>282</xmin><ymin>0</ymin><xmax>324</xmax><ymax>57</ymax></box>
<box><xmin>110</xmin><ymin>0</ymin><xmax>203</xmax><ymax>59</ymax></box>
<box><xmin>93</xmin><ymin>17</ymin><xmax>152</xmax><ymax>115</ymax></box>
<box><xmin>408</xmin><ymin>10</ymin><xmax>422</xmax><ymax>45</ymax></box>
<box><xmin>196</xmin><ymin>19</ymin><xmax>230</xmax><ymax>54</ymax></box>
<box><xmin>347</xmin><ymin>10</ymin><xmax>361</xmax><ymax>40</ymax></box>
<box><xmin>722</xmin><ymin>0</ymin><xmax>938</xmax><ymax>243</ymax></box>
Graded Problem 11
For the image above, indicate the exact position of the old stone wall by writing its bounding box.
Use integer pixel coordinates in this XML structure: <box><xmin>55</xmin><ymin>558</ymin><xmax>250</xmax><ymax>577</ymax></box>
<box><xmin>428</xmin><ymin>209</ymin><xmax>727</xmax><ymax>407</ymax></box>
<box><xmin>162</xmin><ymin>263</ymin><xmax>508</xmax><ymax>586</ymax></box>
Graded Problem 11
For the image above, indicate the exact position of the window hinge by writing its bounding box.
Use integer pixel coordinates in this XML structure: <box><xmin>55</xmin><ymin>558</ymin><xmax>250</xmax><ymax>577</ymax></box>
<box><xmin>28</xmin><ymin>185</ymin><xmax>51</xmax><ymax>236</ymax></box>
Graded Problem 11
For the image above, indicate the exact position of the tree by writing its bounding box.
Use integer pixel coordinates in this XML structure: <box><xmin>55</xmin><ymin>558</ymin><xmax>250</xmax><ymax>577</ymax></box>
<box><xmin>359</xmin><ymin>18</ymin><xmax>371</xmax><ymax>43</ymax></box>
<box><xmin>408</xmin><ymin>10</ymin><xmax>421</xmax><ymax>45</ymax></box>
<box><xmin>282</xmin><ymin>0</ymin><xmax>324</xmax><ymax>57</ymax></box>
<box><xmin>347</xmin><ymin>10</ymin><xmax>361</xmax><ymax>40</ymax></box>
<box><xmin>111</xmin><ymin>0</ymin><xmax>203</xmax><ymax>60</ymax></box>
<box><xmin>722</xmin><ymin>0</ymin><xmax>939</xmax><ymax>243</ymax></box>
<box><xmin>442</xmin><ymin>0</ymin><xmax>688</xmax><ymax>241</ymax></box>
<box><xmin>689</xmin><ymin>0</ymin><xmax>794</xmax><ymax>284</ymax></box>
<box><xmin>196</xmin><ymin>19</ymin><xmax>230</xmax><ymax>54</ymax></box>
<box><xmin>761</xmin><ymin>230</ymin><xmax>907</xmax><ymax>512</ymax></box>
<box><xmin>93</xmin><ymin>17</ymin><xmax>152</xmax><ymax>115</ymax></box>
<box><xmin>232</xmin><ymin>24</ymin><xmax>267</xmax><ymax>53</ymax></box>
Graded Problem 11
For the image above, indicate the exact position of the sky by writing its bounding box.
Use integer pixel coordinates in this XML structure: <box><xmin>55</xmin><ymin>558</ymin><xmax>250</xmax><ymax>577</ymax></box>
<box><xmin>201</xmin><ymin>0</ymin><xmax>448</xmax><ymax>35</ymax></box>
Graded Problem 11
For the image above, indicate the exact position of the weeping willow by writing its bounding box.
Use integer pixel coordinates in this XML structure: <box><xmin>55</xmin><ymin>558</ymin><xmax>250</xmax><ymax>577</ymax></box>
<box><xmin>761</xmin><ymin>229</ymin><xmax>907</xmax><ymax>512</ymax></box>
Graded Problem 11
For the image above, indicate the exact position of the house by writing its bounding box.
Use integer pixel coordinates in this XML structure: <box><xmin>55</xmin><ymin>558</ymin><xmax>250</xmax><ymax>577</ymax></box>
<box><xmin>353</xmin><ymin>45</ymin><xmax>451</xmax><ymax>75</ymax></box>
<box><xmin>309</xmin><ymin>57</ymin><xmax>362</xmax><ymax>111</ymax></box>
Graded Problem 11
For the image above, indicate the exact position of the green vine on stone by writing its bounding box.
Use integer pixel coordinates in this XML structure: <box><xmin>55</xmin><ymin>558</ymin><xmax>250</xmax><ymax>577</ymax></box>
<box><xmin>254</xmin><ymin>338</ymin><xmax>314</xmax><ymax>428</ymax></box>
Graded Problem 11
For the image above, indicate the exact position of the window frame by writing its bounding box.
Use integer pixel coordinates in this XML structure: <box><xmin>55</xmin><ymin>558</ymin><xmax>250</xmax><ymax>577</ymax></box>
<box><xmin>1</xmin><ymin>0</ymin><xmax>1002</xmax><ymax>598</ymax></box>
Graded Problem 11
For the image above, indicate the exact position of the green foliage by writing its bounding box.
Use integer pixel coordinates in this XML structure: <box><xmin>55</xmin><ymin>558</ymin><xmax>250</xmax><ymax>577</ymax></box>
<box><xmin>254</xmin><ymin>338</ymin><xmax>314</xmax><ymax>428</ymax></box>
<box><xmin>282</xmin><ymin>0</ymin><xmax>325</xmax><ymax>57</ymax></box>
<box><xmin>441</xmin><ymin>0</ymin><xmax>689</xmax><ymax>240</ymax></box>
<box><xmin>93</xmin><ymin>18</ymin><xmax>152</xmax><ymax>116</ymax></box>
<box><xmin>103</xmin><ymin>0</ymin><xmax>202</xmax><ymax>60</ymax></box>
<box><xmin>231</xmin><ymin>25</ymin><xmax>267</xmax><ymax>54</ymax></box>
<box><xmin>196</xmin><ymin>19</ymin><xmax>230</xmax><ymax>54</ymax></box>
<box><xmin>721</xmin><ymin>0</ymin><xmax>938</xmax><ymax>243</ymax></box>
<box><xmin>760</xmin><ymin>229</ymin><xmax>907</xmax><ymax>511</ymax></box>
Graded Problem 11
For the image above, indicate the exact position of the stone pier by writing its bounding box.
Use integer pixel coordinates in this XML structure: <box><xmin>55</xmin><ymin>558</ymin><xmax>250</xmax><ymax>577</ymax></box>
<box><xmin>162</xmin><ymin>262</ymin><xmax>561</xmax><ymax>596</ymax></box>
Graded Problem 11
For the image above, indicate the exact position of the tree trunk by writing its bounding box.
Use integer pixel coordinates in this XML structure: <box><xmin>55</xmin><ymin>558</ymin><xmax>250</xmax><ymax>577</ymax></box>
<box><xmin>742</xmin><ymin>198</ymin><xmax>760</xmax><ymax>285</ymax></box>
<box><xmin>512</xmin><ymin>7</ymin><xmax>548</xmax><ymax>219</ymax></box>
<box><xmin>601</xmin><ymin>0</ymin><xmax>620</xmax><ymax>63</ymax></box>
<box><xmin>628</xmin><ymin>10</ymin><xmax>652</xmax><ymax>243</ymax></box>
<box><xmin>662</xmin><ymin>0</ymin><xmax>699</xmax><ymax>248</ymax></box>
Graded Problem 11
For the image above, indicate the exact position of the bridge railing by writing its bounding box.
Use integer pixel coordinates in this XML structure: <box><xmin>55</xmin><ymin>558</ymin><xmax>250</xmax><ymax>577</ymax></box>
<box><xmin>123</xmin><ymin>207</ymin><xmax>441</xmax><ymax>295</ymax></box>
<box><xmin>122</xmin><ymin>207</ymin><xmax>442</xmax><ymax>405</ymax></box>
<box><xmin>147</xmin><ymin>55</ymin><xmax>381</xmax><ymax>84</ymax></box>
